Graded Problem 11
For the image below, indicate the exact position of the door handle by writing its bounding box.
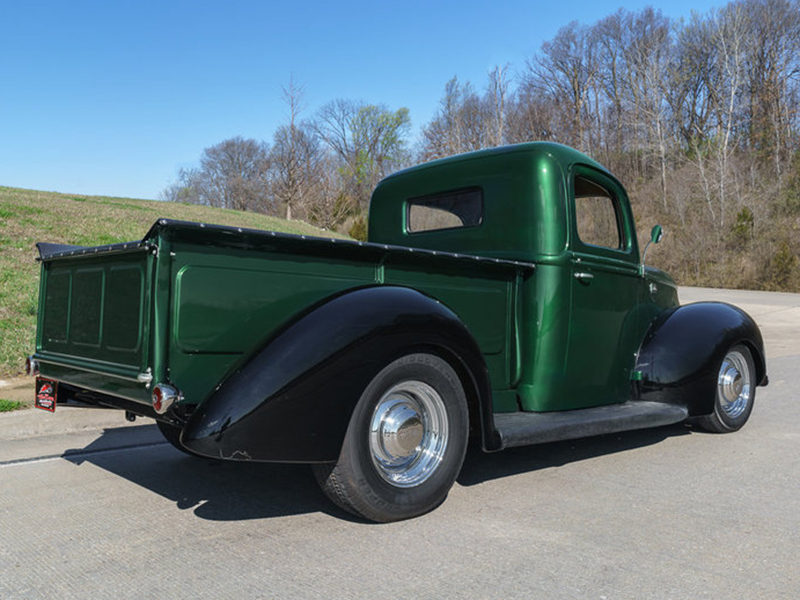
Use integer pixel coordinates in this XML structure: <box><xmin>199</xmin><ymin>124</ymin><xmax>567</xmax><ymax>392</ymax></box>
<box><xmin>574</xmin><ymin>272</ymin><xmax>595</xmax><ymax>281</ymax></box>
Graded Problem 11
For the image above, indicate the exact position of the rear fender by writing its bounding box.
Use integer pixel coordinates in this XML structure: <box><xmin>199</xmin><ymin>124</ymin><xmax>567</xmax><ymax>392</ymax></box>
<box><xmin>181</xmin><ymin>286</ymin><xmax>496</xmax><ymax>462</ymax></box>
<box><xmin>634</xmin><ymin>302</ymin><xmax>767</xmax><ymax>416</ymax></box>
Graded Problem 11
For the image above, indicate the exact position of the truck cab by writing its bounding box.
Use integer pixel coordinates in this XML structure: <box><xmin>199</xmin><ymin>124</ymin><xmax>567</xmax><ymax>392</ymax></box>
<box><xmin>370</xmin><ymin>143</ymin><xmax>677</xmax><ymax>412</ymax></box>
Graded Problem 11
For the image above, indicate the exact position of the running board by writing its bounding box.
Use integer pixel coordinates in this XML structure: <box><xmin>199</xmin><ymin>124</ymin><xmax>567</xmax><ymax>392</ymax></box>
<box><xmin>494</xmin><ymin>401</ymin><xmax>688</xmax><ymax>449</ymax></box>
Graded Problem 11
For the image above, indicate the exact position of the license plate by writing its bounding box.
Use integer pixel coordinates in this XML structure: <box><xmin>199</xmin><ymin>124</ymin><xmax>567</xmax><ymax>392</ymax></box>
<box><xmin>35</xmin><ymin>377</ymin><xmax>58</xmax><ymax>412</ymax></box>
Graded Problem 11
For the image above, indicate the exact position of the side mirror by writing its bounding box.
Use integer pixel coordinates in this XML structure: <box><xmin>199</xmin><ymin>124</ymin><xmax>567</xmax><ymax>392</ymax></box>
<box><xmin>641</xmin><ymin>224</ymin><xmax>663</xmax><ymax>275</ymax></box>
<box><xmin>650</xmin><ymin>224</ymin><xmax>663</xmax><ymax>245</ymax></box>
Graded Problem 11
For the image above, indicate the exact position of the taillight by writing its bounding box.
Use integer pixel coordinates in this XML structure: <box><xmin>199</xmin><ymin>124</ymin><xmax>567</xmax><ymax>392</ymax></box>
<box><xmin>25</xmin><ymin>356</ymin><xmax>39</xmax><ymax>376</ymax></box>
<box><xmin>152</xmin><ymin>383</ymin><xmax>180</xmax><ymax>414</ymax></box>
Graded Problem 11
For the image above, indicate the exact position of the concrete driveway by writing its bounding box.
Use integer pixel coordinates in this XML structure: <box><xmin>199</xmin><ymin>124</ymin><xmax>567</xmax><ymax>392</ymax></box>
<box><xmin>1</xmin><ymin>287</ymin><xmax>798</xmax><ymax>599</ymax></box>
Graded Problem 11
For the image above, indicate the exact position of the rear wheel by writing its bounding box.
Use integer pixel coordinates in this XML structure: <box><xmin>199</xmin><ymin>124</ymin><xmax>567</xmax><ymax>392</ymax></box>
<box><xmin>314</xmin><ymin>353</ymin><xmax>469</xmax><ymax>522</ymax></box>
<box><xmin>696</xmin><ymin>344</ymin><xmax>756</xmax><ymax>433</ymax></box>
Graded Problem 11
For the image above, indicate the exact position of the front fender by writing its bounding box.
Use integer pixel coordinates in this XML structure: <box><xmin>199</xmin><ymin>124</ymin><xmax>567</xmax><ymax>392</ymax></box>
<box><xmin>635</xmin><ymin>302</ymin><xmax>767</xmax><ymax>415</ymax></box>
<box><xmin>181</xmin><ymin>285</ymin><xmax>494</xmax><ymax>462</ymax></box>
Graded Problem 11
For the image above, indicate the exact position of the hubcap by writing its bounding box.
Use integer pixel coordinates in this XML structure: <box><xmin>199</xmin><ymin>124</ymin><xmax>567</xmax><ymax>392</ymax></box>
<box><xmin>717</xmin><ymin>350</ymin><xmax>751</xmax><ymax>419</ymax></box>
<box><xmin>369</xmin><ymin>381</ymin><xmax>449</xmax><ymax>488</ymax></box>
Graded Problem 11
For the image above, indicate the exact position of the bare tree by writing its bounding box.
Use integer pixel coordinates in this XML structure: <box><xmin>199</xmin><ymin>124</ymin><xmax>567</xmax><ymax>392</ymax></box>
<box><xmin>304</xmin><ymin>151</ymin><xmax>357</xmax><ymax>230</ymax></box>
<box><xmin>622</xmin><ymin>8</ymin><xmax>673</xmax><ymax>207</ymax></box>
<box><xmin>421</xmin><ymin>68</ymin><xmax>513</xmax><ymax>160</ymax></box>
<box><xmin>271</xmin><ymin>78</ymin><xmax>321</xmax><ymax>221</ymax></box>
<box><xmin>669</xmin><ymin>14</ymin><xmax>715</xmax><ymax>148</ymax></box>
<box><xmin>742</xmin><ymin>0</ymin><xmax>800</xmax><ymax>178</ymax></box>
<box><xmin>711</xmin><ymin>3</ymin><xmax>747</xmax><ymax>227</ymax></box>
<box><xmin>504</xmin><ymin>88</ymin><xmax>557</xmax><ymax>144</ymax></box>
<box><xmin>523</xmin><ymin>22</ymin><xmax>599</xmax><ymax>151</ymax></box>
<box><xmin>199</xmin><ymin>137</ymin><xmax>272</xmax><ymax>212</ymax></box>
<box><xmin>594</xmin><ymin>10</ymin><xmax>628</xmax><ymax>166</ymax></box>
<box><xmin>162</xmin><ymin>137</ymin><xmax>272</xmax><ymax>213</ymax></box>
<box><xmin>421</xmin><ymin>77</ymin><xmax>475</xmax><ymax>159</ymax></box>
<box><xmin>486</xmin><ymin>65</ymin><xmax>510</xmax><ymax>147</ymax></box>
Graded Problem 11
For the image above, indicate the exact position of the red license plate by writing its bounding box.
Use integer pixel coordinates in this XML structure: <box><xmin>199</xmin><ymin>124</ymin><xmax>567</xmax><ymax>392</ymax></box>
<box><xmin>35</xmin><ymin>377</ymin><xmax>58</xmax><ymax>412</ymax></box>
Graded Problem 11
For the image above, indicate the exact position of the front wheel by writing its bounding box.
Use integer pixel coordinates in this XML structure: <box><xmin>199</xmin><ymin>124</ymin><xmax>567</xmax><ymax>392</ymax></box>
<box><xmin>695</xmin><ymin>344</ymin><xmax>756</xmax><ymax>433</ymax></box>
<box><xmin>314</xmin><ymin>353</ymin><xmax>469</xmax><ymax>522</ymax></box>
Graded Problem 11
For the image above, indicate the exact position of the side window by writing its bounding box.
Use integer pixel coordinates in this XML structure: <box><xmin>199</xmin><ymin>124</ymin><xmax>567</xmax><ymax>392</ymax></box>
<box><xmin>574</xmin><ymin>175</ymin><xmax>622</xmax><ymax>250</ymax></box>
<box><xmin>407</xmin><ymin>188</ymin><xmax>482</xmax><ymax>233</ymax></box>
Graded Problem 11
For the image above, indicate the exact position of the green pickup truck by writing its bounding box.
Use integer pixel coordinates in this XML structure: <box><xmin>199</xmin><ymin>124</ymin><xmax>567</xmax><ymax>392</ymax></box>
<box><xmin>27</xmin><ymin>142</ymin><xmax>767</xmax><ymax>522</ymax></box>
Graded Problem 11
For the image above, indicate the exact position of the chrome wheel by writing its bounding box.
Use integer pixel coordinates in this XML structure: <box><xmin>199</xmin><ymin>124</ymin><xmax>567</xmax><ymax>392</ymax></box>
<box><xmin>314</xmin><ymin>353</ymin><xmax>468</xmax><ymax>522</ymax></box>
<box><xmin>369</xmin><ymin>380</ymin><xmax>449</xmax><ymax>488</ymax></box>
<box><xmin>717</xmin><ymin>349</ymin><xmax>752</xmax><ymax>419</ymax></box>
<box><xmin>696</xmin><ymin>344</ymin><xmax>756</xmax><ymax>434</ymax></box>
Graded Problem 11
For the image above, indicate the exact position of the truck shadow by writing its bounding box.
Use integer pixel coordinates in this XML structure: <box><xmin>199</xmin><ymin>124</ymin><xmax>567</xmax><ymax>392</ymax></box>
<box><xmin>60</xmin><ymin>421</ymin><xmax>692</xmax><ymax>521</ymax></box>
<box><xmin>61</xmin><ymin>424</ymin><xmax>340</xmax><ymax>522</ymax></box>
<box><xmin>458</xmin><ymin>423</ymin><xmax>692</xmax><ymax>486</ymax></box>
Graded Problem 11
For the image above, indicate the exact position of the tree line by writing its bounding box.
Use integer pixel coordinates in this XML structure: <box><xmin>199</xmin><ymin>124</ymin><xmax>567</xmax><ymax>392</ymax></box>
<box><xmin>163</xmin><ymin>0</ymin><xmax>800</xmax><ymax>291</ymax></box>
<box><xmin>161</xmin><ymin>79</ymin><xmax>411</xmax><ymax>237</ymax></box>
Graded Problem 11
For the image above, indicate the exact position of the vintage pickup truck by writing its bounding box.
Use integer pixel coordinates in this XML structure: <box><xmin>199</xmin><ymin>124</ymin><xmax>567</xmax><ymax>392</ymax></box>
<box><xmin>27</xmin><ymin>142</ymin><xmax>767</xmax><ymax>522</ymax></box>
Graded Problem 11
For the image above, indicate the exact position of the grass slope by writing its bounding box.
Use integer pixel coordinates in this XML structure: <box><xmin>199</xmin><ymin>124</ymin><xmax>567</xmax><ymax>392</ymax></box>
<box><xmin>0</xmin><ymin>186</ymin><xmax>344</xmax><ymax>378</ymax></box>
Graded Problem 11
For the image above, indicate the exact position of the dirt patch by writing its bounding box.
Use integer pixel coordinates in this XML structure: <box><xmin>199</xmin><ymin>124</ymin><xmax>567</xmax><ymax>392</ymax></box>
<box><xmin>0</xmin><ymin>377</ymin><xmax>34</xmax><ymax>407</ymax></box>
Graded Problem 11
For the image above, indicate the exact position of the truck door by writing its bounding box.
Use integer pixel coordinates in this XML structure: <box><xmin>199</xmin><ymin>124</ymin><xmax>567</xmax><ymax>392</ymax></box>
<box><xmin>565</xmin><ymin>166</ymin><xmax>641</xmax><ymax>408</ymax></box>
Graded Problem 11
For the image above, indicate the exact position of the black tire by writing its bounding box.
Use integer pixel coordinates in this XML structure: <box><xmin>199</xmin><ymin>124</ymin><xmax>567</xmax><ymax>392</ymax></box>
<box><xmin>156</xmin><ymin>420</ymin><xmax>201</xmax><ymax>457</ymax></box>
<box><xmin>695</xmin><ymin>344</ymin><xmax>756</xmax><ymax>433</ymax></box>
<box><xmin>313</xmin><ymin>353</ymin><xmax>469</xmax><ymax>522</ymax></box>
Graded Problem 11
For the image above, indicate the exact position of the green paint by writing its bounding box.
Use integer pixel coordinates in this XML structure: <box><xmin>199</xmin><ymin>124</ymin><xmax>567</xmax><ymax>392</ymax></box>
<box><xmin>32</xmin><ymin>143</ymin><xmax>677</xmax><ymax>418</ymax></box>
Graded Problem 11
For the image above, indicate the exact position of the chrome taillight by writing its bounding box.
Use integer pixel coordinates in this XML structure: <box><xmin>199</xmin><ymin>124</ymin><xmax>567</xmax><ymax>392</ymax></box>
<box><xmin>25</xmin><ymin>356</ymin><xmax>39</xmax><ymax>376</ymax></box>
<box><xmin>152</xmin><ymin>383</ymin><xmax>181</xmax><ymax>414</ymax></box>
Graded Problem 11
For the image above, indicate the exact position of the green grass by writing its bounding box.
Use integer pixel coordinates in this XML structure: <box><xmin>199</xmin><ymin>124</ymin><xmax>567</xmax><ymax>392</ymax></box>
<box><xmin>0</xmin><ymin>185</ymin><xmax>347</xmax><ymax>378</ymax></box>
<box><xmin>0</xmin><ymin>399</ymin><xmax>24</xmax><ymax>412</ymax></box>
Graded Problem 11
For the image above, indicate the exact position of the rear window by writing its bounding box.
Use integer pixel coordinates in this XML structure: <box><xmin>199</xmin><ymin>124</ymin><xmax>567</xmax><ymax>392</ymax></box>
<box><xmin>406</xmin><ymin>188</ymin><xmax>483</xmax><ymax>233</ymax></box>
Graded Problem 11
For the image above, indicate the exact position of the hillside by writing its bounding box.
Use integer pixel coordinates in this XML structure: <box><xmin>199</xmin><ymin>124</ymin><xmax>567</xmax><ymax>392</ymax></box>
<box><xmin>0</xmin><ymin>186</ymin><xmax>345</xmax><ymax>378</ymax></box>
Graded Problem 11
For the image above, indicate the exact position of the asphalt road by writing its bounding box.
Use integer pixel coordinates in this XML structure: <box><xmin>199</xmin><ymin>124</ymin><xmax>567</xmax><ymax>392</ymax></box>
<box><xmin>1</xmin><ymin>287</ymin><xmax>798</xmax><ymax>599</ymax></box>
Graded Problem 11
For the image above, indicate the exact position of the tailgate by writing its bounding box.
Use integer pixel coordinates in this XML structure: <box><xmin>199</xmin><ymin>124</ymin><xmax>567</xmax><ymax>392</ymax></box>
<box><xmin>34</xmin><ymin>242</ymin><xmax>155</xmax><ymax>405</ymax></box>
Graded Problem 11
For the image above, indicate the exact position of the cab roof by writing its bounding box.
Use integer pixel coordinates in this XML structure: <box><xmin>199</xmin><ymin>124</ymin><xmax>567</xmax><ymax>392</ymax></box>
<box><xmin>381</xmin><ymin>142</ymin><xmax>610</xmax><ymax>183</ymax></box>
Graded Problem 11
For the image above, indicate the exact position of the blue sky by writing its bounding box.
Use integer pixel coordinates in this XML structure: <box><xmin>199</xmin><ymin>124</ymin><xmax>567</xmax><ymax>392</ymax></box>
<box><xmin>1</xmin><ymin>0</ymin><xmax>725</xmax><ymax>200</ymax></box>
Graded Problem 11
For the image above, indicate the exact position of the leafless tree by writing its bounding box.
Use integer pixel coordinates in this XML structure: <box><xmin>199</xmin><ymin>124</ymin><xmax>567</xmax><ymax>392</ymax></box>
<box><xmin>486</xmin><ymin>65</ymin><xmax>511</xmax><ymax>147</ymax></box>
<box><xmin>741</xmin><ymin>0</ymin><xmax>800</xmax><ymax>179</ymax></box>
<box><xmin>162</xmin><ymin>137</ymin><xmax>272</xmax><ymax>213</ymax></box>
<box><xmin>421</xmin><ymin>68</ymin><xmax>515</xmax><ymax>159</ymax></box>
<box><xmin>271</xmin><ymin>78</ymin><xmax>321</xmax><ymax>221</ymax></box>
<box><xmin>304</xmin><ymin>151</ymin><xmax>357</xmax><ymax>230</ymax></box>
<box><xmin>523</xmin><ymin>22</ymin><xmax>599</xmax><ymax>151</ymax></box>
<box><xmin>199</xmin><ymin>137</ymin><xmax>272</xmax><ymax>212</ymax></box>
<box><xmin>594</xmin><ymin>10</ymin><xmax>628</xmax><ymax>165</ymax></box>
<box><xmin>422</xmin><ymin>76</ymin><xmax>489</xmax><ymax>158</ymax></box>
<box><xmin>504</xmin><ymin>88</ymin><xmax>557</xmax><ymax>144</ymax></box>
<box><xmin>622</xmin><ymin>8</ymin><xmax>672</xmax><ymax>207</ymax></box>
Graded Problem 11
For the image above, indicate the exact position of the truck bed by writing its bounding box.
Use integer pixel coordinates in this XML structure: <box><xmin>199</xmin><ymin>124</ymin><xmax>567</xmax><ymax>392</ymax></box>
<box><xmin>34</xmin><ymin>219</ymin><xmax>534</xmax><ymax>412</ymax></box>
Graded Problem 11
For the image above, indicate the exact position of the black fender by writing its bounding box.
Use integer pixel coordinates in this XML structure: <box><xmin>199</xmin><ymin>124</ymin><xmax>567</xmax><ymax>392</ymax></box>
<box><xmin>181</xmin><ymin>285</ymin><xmax>497</xmax><ymax>462</ymax></box>
<box><xmin>634</xmin><ymin>302</ymin><xmax>767</xmax><ymax>416</ymax></box>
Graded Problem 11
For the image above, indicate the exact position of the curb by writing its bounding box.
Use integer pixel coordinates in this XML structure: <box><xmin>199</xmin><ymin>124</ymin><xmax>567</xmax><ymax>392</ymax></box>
<box><xmin>0</xmin><ymin>406</ymin><xmax>149</xmax><ymax>442</ymax></box>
